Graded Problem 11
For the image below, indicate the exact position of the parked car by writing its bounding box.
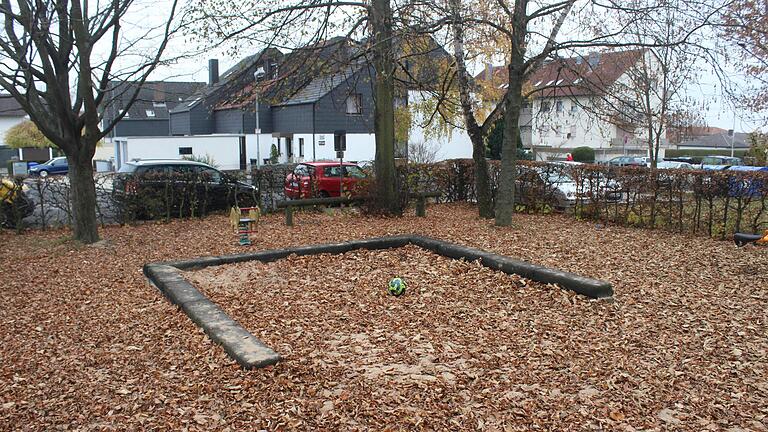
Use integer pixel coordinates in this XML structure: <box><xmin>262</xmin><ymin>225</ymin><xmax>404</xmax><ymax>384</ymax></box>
<box><xmin>519</xmin><ymin>167</ymin><xmax>622</xmax><ymax>210</ymax></box>
<box><xmin>114</xmin><ymin>159</ymin><xmax>257</xmax><ymax>216</ymax></box>
<box><xmin>641</xmin><ymin>156</ymin><xmax>664</xmax><ymax>167</ymax></box>
<box><xmin>663</xmin><ymin>157</ymin><xmax>696</xmax><ymax>165</ymax></box>
<box><xmin>656</xmin><ymin>161</ymin><xmax>694</xmax><ymax>169</ymax></box>
<box><xmin>284</xmin><ymin>162</ymin><xmax>367</xmax><ymax>199</ymax></box>
<box><xmin>701</xmin><ymin>155</ymin><xmax>743</xmax><ymax>170</ymax></box>
<box><xmin>607</xmin><ymin>156</ymin><xmax>645</xmax><ymax>167</ymax></box>
<box><xmin>725</xmin><ymin>165</ymin><xmax>768</xmax><ymax>197</ymax></box>
<box><xmin>701</xmin><ymin>155</ymin><xmax>742</xmax><ymax>166</ymax></box>
<box><xmin>28</xmin><ymin>157</ymin><xmax>68</xmax><ymax>177</ymax></box>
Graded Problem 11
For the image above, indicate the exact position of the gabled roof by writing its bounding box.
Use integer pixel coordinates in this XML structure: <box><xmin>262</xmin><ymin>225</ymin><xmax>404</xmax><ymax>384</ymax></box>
<box><xmin>678</xmin><ymin>132</ymin><xmax>750</xmax><ymax>149</ymax></box>
<box><xmin>475</xmin><ymin>49</ymin><xmax>645</xmax><ymax>98</ymax></box>
<box><xmin>0</xmin><ymin>94</ymin><xmax>26</xmax><ymax>117</ymax></box>
<box><xmin>213</xmin><ymin>38</ymin><xmax>362</xmax><ymax>111</ymax></box>
<box><xmin>106</xmin><ymin>81</ymin><xmax>204</xmax><ymax>120</ymax></box>
<box><xmin>276</xmin><ymin>66</ymin><xmax>364</xmax><ymax>106</ymax></box>
<box><xmin>171</xmin><ymin>47</ymin><xmax>284</xmax><ymax>114</ymax></box>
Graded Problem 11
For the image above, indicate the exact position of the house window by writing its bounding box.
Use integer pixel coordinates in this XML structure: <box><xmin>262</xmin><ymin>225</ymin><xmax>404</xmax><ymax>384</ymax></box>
<box><xmin>152</xmin><ymin>102</ymin><xmax>166</xmax><ymax>108</ymax></box>
<box><xmin>555</xmin><ymin>101</ymin><xmax>563</xmax><ymax>114</ymax></box>
<box><xmin>567</xmin><ymin>132</ymin><xmax>572</xmax><ymax>139</ymax></box>
<box><xmin>299</xmin><ymin>138</ymin><xmax>304</xmax><ymax>158</ymax></box>
<box><xmin>145</xmin><ymin>110</ymin><xmax>155</xmax><ymax>117</ymax></box>
<box><xmin>346</xmin><ymin>94</ymin><xmax>362</xmax><ymax>115</ymax></box>
<box><xmin>540</xmin><ymin>101</ymin><xmax>551</xmax><ymax>112</ymax></box>
<box><xmin>286</xmin><ymin>137</ymin><xmax>293</xmax><ymax>158</ymax></box>
<box><xmin>178</xmin><ymin>147</ymin><xmax>193</xmax><ymax>155</ymax></box>
<box><xmin>570</xmin><ymin>104</ymin><xmax>578</xmax><ymax>114</ymax></box>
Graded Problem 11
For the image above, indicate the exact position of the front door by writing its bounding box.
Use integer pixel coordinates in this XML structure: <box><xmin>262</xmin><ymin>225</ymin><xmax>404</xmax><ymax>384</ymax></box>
<box><xmin>286</xmin><ymin>137</ymin><xmax>293</xmax><ymax>159</ymax></box>
<box><xmin>238</xmin><ymin>136</ymin><xmax>247</xmax><ymax>170</ymax></box>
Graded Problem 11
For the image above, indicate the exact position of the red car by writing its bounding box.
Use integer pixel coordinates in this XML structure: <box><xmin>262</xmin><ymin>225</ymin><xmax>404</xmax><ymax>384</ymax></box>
<box><xmin>284</xmin><ymin>162</ymin><xmax>367</xmax><ymax>199</ymax></box>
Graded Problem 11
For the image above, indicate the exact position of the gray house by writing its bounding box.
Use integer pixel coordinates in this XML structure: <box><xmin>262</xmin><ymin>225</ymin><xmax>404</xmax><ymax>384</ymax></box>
<box><xmin>103</xmin><ymin>81</ymin><xmax>205</xmax><ymax>138</ymax></box>
<box><xmin>118</xmin><ymin>36</ymin><xmax>466</xmax><ymax>167</ymax></box>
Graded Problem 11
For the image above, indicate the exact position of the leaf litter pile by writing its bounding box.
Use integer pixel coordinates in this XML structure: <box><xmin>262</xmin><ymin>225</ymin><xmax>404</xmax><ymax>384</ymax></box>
<box><xmin>1</xmin><ymin>203</ymin><xmax>767</xmax><ymax>431</ymax></box>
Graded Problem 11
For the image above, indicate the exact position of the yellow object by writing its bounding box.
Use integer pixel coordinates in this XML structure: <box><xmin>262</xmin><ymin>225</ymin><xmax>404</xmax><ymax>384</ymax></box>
<box><xmin>758</xmin><ymin>230</ymin><xmax>768</xmax><ymax>245</ymax></box>
<box><xmin>229</xmin><ymin>206</ymin><xmax>260</xmax><ymax>246</ymax></box>
<box><xmin>229</xmin><ymin>206</ymin><xmax>261</xmax><ymax>231</ymax></box>
<box><xmin>0</xmin><ymin>179</ymin><xmax>19</xmax><ymax>204</ymax></box>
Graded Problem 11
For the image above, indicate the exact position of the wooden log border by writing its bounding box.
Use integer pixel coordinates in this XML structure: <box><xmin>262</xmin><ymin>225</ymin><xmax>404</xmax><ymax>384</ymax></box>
<box><xmin>144</xmin><ymin>235</ymin><xmax>613</xmax><ymax>369</ymax></box>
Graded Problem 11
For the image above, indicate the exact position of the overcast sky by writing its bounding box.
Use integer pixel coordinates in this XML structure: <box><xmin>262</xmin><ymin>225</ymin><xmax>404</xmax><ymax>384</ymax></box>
<box><xmin>135</xmin><ymin>0</ymin><xmax>763</xmax><ymax>133</ymax></box>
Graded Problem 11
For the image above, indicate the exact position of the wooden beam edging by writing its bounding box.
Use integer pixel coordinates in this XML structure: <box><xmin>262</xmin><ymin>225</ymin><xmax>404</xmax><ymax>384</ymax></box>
<box><xmin>407</xmin><ymin>235</ymin><xmax>614</xmax><ymax>299</ymax></box>
<box><xmin>145</xmin><ymin>235</ymin><xmax>612</xmax><ymax>369</ymax></box>
<box><xmin>142</xmin><ymin>264</ymin><xmax>282</xmax><ymax>369</ymax></box>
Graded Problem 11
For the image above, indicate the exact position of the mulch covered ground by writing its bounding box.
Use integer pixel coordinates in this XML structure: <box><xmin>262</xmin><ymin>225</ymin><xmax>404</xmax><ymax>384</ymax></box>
<box><xmin>1</xmin><ymin>203</ymin><xmax>767</xmax><ymax>431</ymax></box>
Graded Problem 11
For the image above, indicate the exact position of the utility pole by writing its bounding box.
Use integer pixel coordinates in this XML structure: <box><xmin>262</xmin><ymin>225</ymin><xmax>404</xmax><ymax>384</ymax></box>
<box><xmin>729</xmin><ymin>128</ymin><xmax>735</xmax><ymax>158</ymax></box>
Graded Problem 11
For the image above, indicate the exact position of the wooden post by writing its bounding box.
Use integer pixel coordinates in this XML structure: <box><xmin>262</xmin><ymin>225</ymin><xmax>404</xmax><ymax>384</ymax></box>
<box><xmin>285</xmin><ymin>206</ymin><xmax>293</xmax><ymax>226</ymax></box>
<box><xmin>416</xmin><ymin>195</ymin><xmax>426</xmax><ymax>217</ymax></box>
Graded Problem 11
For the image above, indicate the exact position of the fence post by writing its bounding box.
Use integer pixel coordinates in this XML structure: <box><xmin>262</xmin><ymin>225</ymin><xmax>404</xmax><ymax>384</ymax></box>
<box><xmin>416</xmin><ymin>195</ymin><xmax>426</xmax><ymax>217</ymax></box>
<box><xmin>285</xmin><ymin>205</ymin><xmax>293</xmax><ymax>226</ymax></box>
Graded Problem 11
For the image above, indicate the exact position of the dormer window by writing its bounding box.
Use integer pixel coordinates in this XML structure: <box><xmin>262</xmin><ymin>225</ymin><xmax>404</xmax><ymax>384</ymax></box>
<box><xmin>145</xmin><ymin>109</ymin><xmax>155</xmax><ymax>117</ymax></box>
<box><xmin>346</xmin><ymin>94</ymin><xmax>362</xmax><ymax>115</ymax></box>
<box><xmin>254</xmin><ymin>66</ymin><xmax>266</xmax><ymax>80</ymax></box>
<box><xmin>153</xmin><ymin>102</ymin><xmax>167</xmax><ymax>108</ymax></box>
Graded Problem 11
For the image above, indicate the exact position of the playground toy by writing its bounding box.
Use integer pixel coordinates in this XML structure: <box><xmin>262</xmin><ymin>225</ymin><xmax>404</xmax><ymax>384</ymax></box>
<box><xmin>388</xmin><ymin>277</ymin><xmax>406</xmax><ymax>296</ymax></box>
<box><xmin>734</xmin><ymin>230</ymin><xmax>768</xmax><ymax>247</ymax></box>
<box><xmin>229</xmin><ymin>206</ymin><xmax>260</xmax><ymax>246</ymax></box>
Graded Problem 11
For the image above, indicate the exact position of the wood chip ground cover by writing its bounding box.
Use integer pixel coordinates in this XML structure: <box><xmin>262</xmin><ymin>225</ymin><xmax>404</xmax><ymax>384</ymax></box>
<box><xmin>1</xmin><ymin>203</ymin><xmax>767</xmax><ymax>430</ymax></box>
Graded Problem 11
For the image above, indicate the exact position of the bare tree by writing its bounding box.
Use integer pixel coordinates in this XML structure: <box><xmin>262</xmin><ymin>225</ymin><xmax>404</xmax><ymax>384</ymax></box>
<box><xmin>722</xmin><ymin>0</ymin><xmax>768</xmax><ymax>117</ymax></box>
<box><xmin>443</xmin><ymin>0</ymin><xmax>728</xmax><ymax>226</ymax></box>
<box><xmin>189</xmin><ymin>0</ymin><xmax>408</xmax><ymax>214</ymax></box>
<box><xmin>0</xmin><ymin>0</ymin><xmax>182</xmax><ymax>242</ymax></box>
<box><xmin>590</xmin><ymin>0</ymin><xmax>707</xmax><ymax>169</ymax></box>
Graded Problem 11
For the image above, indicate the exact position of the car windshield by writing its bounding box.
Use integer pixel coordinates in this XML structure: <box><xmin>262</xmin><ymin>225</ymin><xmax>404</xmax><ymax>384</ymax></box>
<box><xmin>544</xmin><ymin>171</ymin><xmax>573</xmax><ymax>183</ymax></box>
<box><xmin>118</xmin><ymin>163</ymin><xmax>138</xmax><ymax>173</ymax></box>
<box><xmin>323</xmin><ymin>165</ymin><xmax>366</xmax><ymax>178</ymax></box>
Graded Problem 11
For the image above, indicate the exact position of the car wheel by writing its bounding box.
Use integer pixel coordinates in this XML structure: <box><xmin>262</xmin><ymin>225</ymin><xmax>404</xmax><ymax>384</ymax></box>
<box><xmin>38</xmin><ymin>170</ymin><xmax>49</xmax><ymax>178</ymax></box>
<box><xmin>319</xmin><ymin>190</ymin><xmax>330</xmax><ymax>198</ymax></box>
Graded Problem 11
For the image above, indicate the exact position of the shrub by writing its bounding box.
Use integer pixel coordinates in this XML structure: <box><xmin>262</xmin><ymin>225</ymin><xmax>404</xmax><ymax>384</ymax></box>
<box><xmin>182</xmin><ymin>153</ymin><xmax>218</xmax><ymax>168</ymax></box>
<box><xmin>571</xmin><ymin>146</ymin><xmax>595</xmax><ymax>163</ymax></box>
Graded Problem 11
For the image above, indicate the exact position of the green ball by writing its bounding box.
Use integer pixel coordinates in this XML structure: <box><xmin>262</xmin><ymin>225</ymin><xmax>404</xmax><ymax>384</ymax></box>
<box><xmin>388</xmin><ymin>277</ymin><xmax>406</xmax><ymax>296</ymax></box>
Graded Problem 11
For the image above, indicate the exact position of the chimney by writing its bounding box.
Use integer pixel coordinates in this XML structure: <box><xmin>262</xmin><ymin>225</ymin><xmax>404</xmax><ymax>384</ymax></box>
<box><xmin>208</xmin><ymin>59</ymin><xmax>219</xmax><ymax>86</ymax></box>
<box><xmin>587</xmin><ymin>52</ymin><xmax>600</xmax><ymax>68</ymax></box>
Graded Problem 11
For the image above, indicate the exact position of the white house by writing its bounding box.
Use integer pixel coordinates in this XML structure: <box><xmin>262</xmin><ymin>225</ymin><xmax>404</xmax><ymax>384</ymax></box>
<box><xmin>478</xmin><ymin>50</ymin><xmax>668</xmax><ymax>162</ymax></box>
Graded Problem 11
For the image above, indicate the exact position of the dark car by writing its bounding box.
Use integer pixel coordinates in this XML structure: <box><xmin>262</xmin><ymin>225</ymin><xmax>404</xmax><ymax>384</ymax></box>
<box><xmin>284</xmin><ymin>162</ymin><xmax>367</xmax><ymax>199</ymax></box>
<box><xmin>701</xmin><ymin>155</ymin><xmax>743</xmax><ymax>169</ymax></box>
<box><xmin>607</xmin><ymin>156</ymin><xmax>645</xmax><ymax>167</ymax></box>
<box><xmin>114</xmin><ymin>160</ymin><xmax>257</xmax><ymax>217</ymax></box>
<box><xmin>28</xmin><ymin>157</ymin><xmax>68</xmax><ymax>177</ymax></box>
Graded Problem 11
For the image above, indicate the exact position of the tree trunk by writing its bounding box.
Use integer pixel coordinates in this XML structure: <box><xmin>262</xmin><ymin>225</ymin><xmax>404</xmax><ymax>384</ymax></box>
<box><xmin>472</xmin><ymin>137</ymin><xmax>494</xmax><ymax>218</ymax></box>
<box><xmin>371</xmin><ymin>0</ymin><xmax>398</xmax><ymax>214</ymax></box>
<box><xmin>495</xmin><ymin>66</ymin><xmax>524</xmax><ymax>227</ymax></box>
<box><xmin>67</xmin><ymin>144</ymin><xmax>99</xmax><ymax>243</ymax></box>
<box><xmin>449</xmin><ymin>0</ymin><xmax>493</xmax><ymax>218</ymax></box>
